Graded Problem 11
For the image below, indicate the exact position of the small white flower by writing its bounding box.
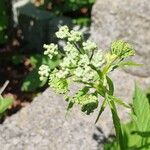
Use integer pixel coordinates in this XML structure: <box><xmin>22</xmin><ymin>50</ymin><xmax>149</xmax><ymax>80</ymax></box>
<box><xmin>56</xmin><ymin>68</ymin><xmax>69</xmax><ymax>78</ymax></box>
<box><xmin>83</xmin><ymin>40</ymin><xmax>97</xmax><ymax>51</ymax></box>
<box><xmin>74</xmin><ymin>66</ymin><xmax>84</xmax><ymax>77</ymax></box>
<box><xmin>74</xmin><ymin>65</ymin><xmax>97</xmax><ymax>82</ymax></box>
<box><xmin>38</xmin><ymin>65</ymin><xmax>50</xmax><ymax>81</ymax></box>
<box><xmin>91</xmin><ymin>50</ymin><xmax>104</xmax><ymax>68</ymax></box>
<box><xmin>82</xmin><ymin>66</ymin><xmax>96</xmax><ymax>82</ymax></box>
<box><xmin>60</xmin><ymin>42</ymin><xmax>79</xmax><ymax>68</ymax></box>
<box><xmin>78</xmin><ymin>54</ymin><xmax>90</xmax><ymax>66</ymax></box>
<box><xmin>60</xmin><ymin>57</ymin><xmax>72</xmax><ymax>68</ymax></box>
<box><xmin>64</xmin><ymin>42</ymin><xmax>77</xmax><ymax>53</ymax></box>
<box><xmin>68</xmin><ymin>30</ymin><xmax>82</xmax><ymax>42</ymax></box>
<box><xmin>55</xmin><ymin>25</ymin><xmax>69</xmax><ymax>39</ymax></box>
<box><xmin>43</xmin><ymin>43</ymin><xmax>58</xmax><ymax>59</ymax></box>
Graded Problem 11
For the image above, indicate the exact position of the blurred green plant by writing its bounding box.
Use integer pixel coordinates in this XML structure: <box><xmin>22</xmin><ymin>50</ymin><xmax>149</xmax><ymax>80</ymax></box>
<box><xmin>0</xmin><ymin>81</ymin><xmax>13</xmax><ymax>117</ymax></box>
<box><xmin>104</xmin><ymin>85</ymin><xmax>150</xmax><ymax>150</ymax></box>
<box><xmin>36</xmin><ymin>0</ymin><xmax>95</xmax><ymax>16</ymax></box>
<box><xmin>21</xmin><ymin>54</ymin><xmax>60</xmax><ymax>92</ymax></box>
<box><xmin>63</xmin><ymin>0</ymin><xmax>96</xmax><ymax>12</ymax></box>
<box><xmin>0</xmin><ymin>96</ymin><xmax>13</xmax><ymax>116</ymax></box>
<box><xmin>31</xmin><ymin>0</ymin><xmax>96</xmax><ymax>26</ymax></box>
<box><xmin>72</xmin><ymin>17</ymin><xmax>91</xmax><ymax>26</ymax></box>
<box><xmin>0</xmin><ymin>1</ymin><xmax>8</xmax><ymax>44</ymax></box>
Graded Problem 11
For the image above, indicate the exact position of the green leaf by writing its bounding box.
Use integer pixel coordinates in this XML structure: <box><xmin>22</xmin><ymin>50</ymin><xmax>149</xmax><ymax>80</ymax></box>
<box><xmin>30</xmin><ymin>54</ymin><xmax>60</xmax><ymax>68</ymax></box>
<box><xmin>89</xmin><ymin>64</ymin><xmax>103</xmax><ymax>79</ymax></box>
<box><xmin>21</xmin><ymin>55</ymin><xmax>60</xmax><ymax>92</ymax></box>
<box><xmin>107</xmin><ymin>94</ymin><xmax>125</xmax><ymax>150</ymax></box>
<box><xmin>131</xmin><ymin>131</ymin><xmax>150</xmax><ymax>138</ymax></box>
<box><xmin>66</xmin><ymin>87</ymin><xmax>90</xmax><ymax>113</ymax></box>
<box><xmin>75</xmin><ymin>86</ymin><xmax>89</xmax><ymax>98</ymax></box>
<box><xmin>106</xmin><ymin>76</ymin><xmax>114</xmax><ymax>95</ymax></box>
<box><xmin>21</xmin><ymin>69</ymin><xmax>47</xmax><ymax>92</ymax></box>
<box><xmin>109</xmin><ymin>95</ymin><xmax>130</xmax><ymax>108</ymax></box>
<box><xmin>104</xmin><ymin>141</ymin><xmax>118</xmax><ymax>150</ymax></box>
<box><xmin>81</xmin><ymin>96</ymin><xmax>98</xmax><ymax>115</ymax></box>
<box><xmin>118</xmin><ymin>61</ymin><xmax>142</xmax><ymax>68</ymax></box>
<box><xmin>95</xmin><ymin>99</ymin><xmax>107</xmax><ymax>123</ymax></box>
<box><xmin>132</xmin><ymin>85</ymin><xmax>150</xmax><ymax>131</ymax></box>
<box><xmin>104</xmin><ymin>85</ymin><xmax>150</xmax><ymax>150</ymax></box>
<box><xmin>0</xmin><ymin>96</ymin><xmax>13</xmax><ymax>114</ymax></box>
<box><xmin>67</xmin><ymin>99</ymin><xmax>75</xmax><ymax>111</ymax></box>
<box><xmin>73</xmin><ymin>89</ymin><xmax>98</xmax><ymax>115</ymax></box>
<box><xmin>121</xmin><ymin>122</ymin><xmax>141</xmax><ymax>149</ymax></box>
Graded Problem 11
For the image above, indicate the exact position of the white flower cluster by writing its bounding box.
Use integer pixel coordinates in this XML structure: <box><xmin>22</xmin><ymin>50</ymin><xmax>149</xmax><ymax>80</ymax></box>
<box><xmin>39</xmin><ymin>25</ymin><xmax>105</xmax><ymax>85</ymax></box>
<box><xmin>56</xmin><ymin>42</ymin><xmax>80</xmax><ymax>78</ymax></box>
<box><xmin>91</xmin><ymin>51</ymin><xmax>105</xmax><ymax>67</ymax></box>
<box><xmin>55</xmin><ymin>26</ymin><xmax>69</xmax><ymax>39</ymax></box>
<box><xmin>56</xmin><ymin>25</ymin><xmax>82</xmax><ymax>42</ymax></box>
<box><xmin>38</xmin><ymin>65</ymin><xmax>50</xmax><ymax>81</ymax></box>
<box><xmin>74</xmin><ymin>65</ymin><xmax>97</xmax><ymax>82</ymax></box>
<box><xmin>43</xmin><ymin>43</ymin><xmax>58</xmax><ymax>59</ymax></box>
<box><xmin>83</xmin><ymin>40</ymin><xmax>97</xmax><ymax>51</ymax></box>
<box><xmin>78</xmin><ymin>54</ymin><xmax>90</xmax><ymax>66</ymax></box>
<box><xmin>71</xmin><ymin>54</ymin><xmax>94</xmax><ymax>82</ymax></box>
<box><xmin>68</xmin><ymin>30</ymin><xmax>82</xmax><ymax>42</ymax></box>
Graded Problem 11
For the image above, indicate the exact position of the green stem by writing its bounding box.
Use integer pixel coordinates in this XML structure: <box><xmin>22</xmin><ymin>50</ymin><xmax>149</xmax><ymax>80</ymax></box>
<box><xmin>90</xmin><ymin>49</ymin><xmax>95</xmax><ymax>61</ymax></box>
<box><xmin>105</xmin><ymin>78</ymin><xmax>125</xmax><ymax>150</ymax></box>
<box><xmin>110</xmin><ymin>100</ymin><xmax>125</xmax><ymax>150</ymax></box>
<box><xmin>73</xmin><ymin>42</ymin><xmax>84</xmax><ymax>54</ymax></box>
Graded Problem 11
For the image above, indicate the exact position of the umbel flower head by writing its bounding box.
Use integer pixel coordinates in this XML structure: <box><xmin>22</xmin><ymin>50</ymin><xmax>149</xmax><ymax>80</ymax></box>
<box><xmin>39</xmin><ymin>25</ymin><xmax>136</xmax><ymax>116</ymax></box>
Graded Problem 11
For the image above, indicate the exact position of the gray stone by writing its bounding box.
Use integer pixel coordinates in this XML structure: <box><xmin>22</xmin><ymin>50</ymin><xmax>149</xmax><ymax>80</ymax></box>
<box><xmin>91</xmin><ymin>0</ymin><xmax>150</xmax><ymax>77</ymax></box>
<box><xmin>17</xmin><ymin>4</ymin><xmax>76</xmax><ymax>52</ymax></box>
<box><xmin>110</xmin><ymin>69</ymin><xmax>150</xmax><ymax>102</ymax></box>
<box><xmin>18</xmin><ymin>3</ymin><xmax>54</xmax><ymax>51</ymax></box>
<box><xmin>90</xmin><ymin>0</ymin><xmax>150</xmax><ymax>107</ymax></box>
<box><xmin>0</xmin><ymin>88</ymin><xmax>111</xmax><ymax>150</ymax></box>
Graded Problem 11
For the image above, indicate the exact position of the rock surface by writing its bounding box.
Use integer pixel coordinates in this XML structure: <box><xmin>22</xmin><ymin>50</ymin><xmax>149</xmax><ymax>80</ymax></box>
<box><xmin>0</xmin><ymin>89</ymin><xmax>113</xmax><ymax>150</ymax></box>
<box><xmin>90</xmin><ymin>0</ymin><xmax>150</xmax><ymax>101</ymax></box>
<box><xmin>91</xmin><ymin>0</ymin><xmax>150</xmax><ymax>77</ymax></box>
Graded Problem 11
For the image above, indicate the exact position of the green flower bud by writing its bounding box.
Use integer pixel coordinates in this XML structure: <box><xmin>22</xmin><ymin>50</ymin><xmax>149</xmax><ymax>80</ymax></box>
<box><xmin>105</xmin><ymin>53</ymin><xmax>117</xmax><ymax>64</ymax></box>
<box><xmin>49</xmin><ymin>71</ymin><xmax>69</xmax><ymax>94</ymax></box>
<box><xmin>111</xmin><ymin>40</ymin><xmax>135</xmax><ymax>58</ymax></box>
